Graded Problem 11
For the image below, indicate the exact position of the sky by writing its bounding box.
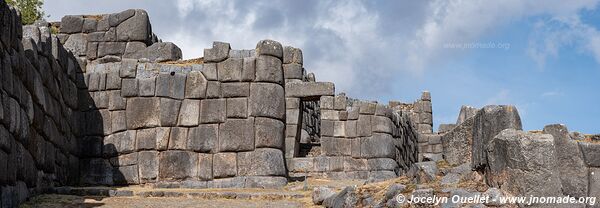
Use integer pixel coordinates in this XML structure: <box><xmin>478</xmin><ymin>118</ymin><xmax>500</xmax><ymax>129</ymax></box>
<box><xmin>44</xmin><ymin>0</ymin><xmax>600</xmax><ymax>133</ymax></box>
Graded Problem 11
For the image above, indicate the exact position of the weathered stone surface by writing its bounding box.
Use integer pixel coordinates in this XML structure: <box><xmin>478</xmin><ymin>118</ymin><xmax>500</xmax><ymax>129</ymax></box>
<box><xmin>486</xmin><ymin>129</ymin><xmax>562</xmax><ymax>198</ymax></box>
<box><xmin>408</xmin><ymin>161</ymin><xmax>438</xmax><ymax>183</ymax></box>
<box><xmin>109</xmin><ymin>9</ymin><xmax>135</xmax><ymax>26</ymax></box>
<box><xmin>110</xmin><ymin>110</ymin><xmax>126</xmax><ymax>133</ymax></box>
<box><xmin>116</xmin><ymin>10</ymin><xmax>151</xmax><ymax>42</ymax></box>
<box><xmin>177</xmin><ymin>99</ymin><xmax>200</xmax><ymax>126</ymax></box>
<box><xmin>204</xmin><ymin>42</ymin><xmax>230</xmax><ymax>62</ymax></box>
<box><xmin>126</xmin><ymin>97</ymin><xmax>160</xmax><ymax>129</ymax></box>
<box><xmin>442</xmin><ymin>116</ymin><xmax>474</xmax><ymax>166</ymax></box>
<box><xmin>313</xmin><ymin>186</ymin><xmax>336</xmax><ymax>205</ymax></box>
<box><xmin>283</xmin><ymin>63</ymin><xmax>303</xmax><ymax>79</ymax></box>
<box><xmin>322</xmin><ymin>137</ymin><xmax>351</xmax><ymax>156</ymax></box>
<box><xmin>371</xmin><ymin>116</ymin><xmax>393</xmax><ymax>134</ymax></box>
<box><xmin>98</xmin><ymin>42</ymin><xmax>126</xmax><ymax>57</ymax></box>
<box><xmin>217</xmin><ymin>58</ymin><xmax>243</xmax><ymax>82</ymax></box>
<box><xmin>256</xmin><ymin>39</ymin><xmax>283</xmax><ymax>58</ymax></box>
<box><xmin>187</xmin><ymin>124</ymin><xmax>217</xmax><ymax>153</ymax></box>
<box><xmin>366</xmin><ymin>171</ymin><xmax>396</xmax><ymax>183</ymax></box>
<box><xmin>226</xmin><ymin>98</ymin><xmax>247</xmax><ymax>118</ymax></box>
<box><xmin>472</xmin><ymin>105</ymin><xmax>522</xmax><ymax>170</ymax></box>
<box><xmin>219</xmin><ymin>118</ymin><xmax>254</xmax><ymax>152</ymax></box>
<box><xmin>197</xmin><ymin>153</ymin><xmax>213</xmax><ymax>180</ymax></box>
<box><xmin>213</xmin><ymin>152</ymin><xmax>236</xmax><ymax>178</ymax></box>
<box><xmin>283</xmin><ymin>46</ymin><xmax>303</xmax><ymax>64</ymax></box>
<box><xmin>123</xmin><ymin>41</ymin><xmax>147</xmax><ymax>58</ymax></box>
<box><xmin>361</xmin><ymin>134</ymin><xmax>395</xmax><ymax>159</ymax></box>
<box><xmin>543</xmin><ymin>124</ymin><xmax>588</xmax><ymax>197</ymax></box>
<box><xmin>63</xmin><ymin>33</ymin><xmax>87</xmax><ymax>56</ymax></box>
<box><xmin>249</xmin><ymin>83</ymin><xmax>285</xmax><ymax>120</ymax></box>
<box><xmin>159</xmin><ymin>98</ymin><xmax>181</xmax><ymax>126</ymax></box>
<box><xmin>168</xmin><ymin>127</ymin><xmax>189</xmax><ymax>150</ymax></box>
<box><xmin>254</xmin><ymin>117</ymin><xmax>284</xmax><ymax>149</ymax></box>
<box><xmin>136</xmin><ymin>128</ymin><xmax>157</xmax><ymax>150</ymax></box>
<box><xmin>205</xmin><ymin>81</ymin><xmax>221</xmax><ymax>98</ymax></box>
<box><xmin>159</xmin><ymin>151</ymin><xmax>197</xmax><ymax>180</ymax></box>
<box><xmin>138</xmin><ymin>151</ymin><xmax>158</xmax><ymax>183</ymax></box>
<box><xmin>134</xmin><ymin>42</ymin><xmax>182</xmax><ymax>62</ymax></box>
<box><xmin>244</xmin><ymin>176</ymin><xmax>287</xmax><ymax>188</ymax></box>
<box><xmin>589</xmin><ymin>168</ymin><xmax>600</xmax><ymax>208</ymax></box>
<box><xmin>138</xmin><ymin>77</ymin><xmax>156</xmax><ymax>97</ymax></box>
<box><xmin>285</xmin><ymin>82</ymin><xmax>335</xmax><ymax>98</ymax></box>
<box><xmin>103</xmin><ymin>130</ymin><xmax>137</xmax><ymax>156</ymax></box>
<box><xmin>242</xmin><ymin>57</ymin><xmax>256</xmax><ymax>81</ymax></box>
<box><xmin>121</xmin><ymin>78</ymin><xmax>138</xmax><ymax>97</ymax></box>
<box><xmin>255</xmin><ymin>55</ymin><xmax>283</xmax><ymax>84</ymax></box>
<box><xmin>367</xmin><ymin>158</ymin><xmax>398</xmax><ymax>171</ymax></box>
<box><xmin>456</xmin><ymin>105</ymin><xmax>478</xmax><ymax>125</ymax></box>
<box><xmin>200</xmin><ymin>99</ymin><xmax>226</xmax><ymax>123</ymax></box>
<box><xmin>237</xmin><ymin>148</ymin><xmax>285</xmax><ymax>176</ymax></box>
<box><xmin>579</xmin><ymin>142</ymin><xmax>600</xmax><ymax>167</ymax></box>
<box><xmin>185</xmin><ymin>71</ymin><xmax>207</xmax><ymax>99</ymax></box>
<box><xmin>60</xmin><ymin>15</ymin><xmax>84</xmax><ymax>33</ymax></box>
<box><xmin>156</xmin><ymin>128</ymin><xmax>171</xmax><ymax>151</ymax></box>
<box><xmin>357</xmin><ymin>115</ymin><xmax>372</xmax><ymax>137</ymax></box>
<box><xmin>323</xmin><ymin>186</ymin><xmax>358</xmax><ymax>208</ymax></box>
<box><xmin>222</xmin><ymin>82</ymin><xmax>249</xmax><ymax>98</ymax></box>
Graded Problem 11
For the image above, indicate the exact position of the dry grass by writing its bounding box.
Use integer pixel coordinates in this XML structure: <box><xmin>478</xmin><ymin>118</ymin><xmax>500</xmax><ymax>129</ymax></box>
<box><xmin>161</xmin><ymin>57</ymin><xmax>204</xmax><ymax>65</ymax></box>
<box><xmin>83</xmin><ymin>15</ymin><xmax>103</xmax><ymax>20</ymax></box>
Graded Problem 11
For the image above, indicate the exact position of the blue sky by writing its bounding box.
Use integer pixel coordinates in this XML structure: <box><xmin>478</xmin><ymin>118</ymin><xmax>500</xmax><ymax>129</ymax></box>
<box><xmin>44</xmin><ymin>0</ymin><xmax>600</xmax><ymax>133</ymax></box>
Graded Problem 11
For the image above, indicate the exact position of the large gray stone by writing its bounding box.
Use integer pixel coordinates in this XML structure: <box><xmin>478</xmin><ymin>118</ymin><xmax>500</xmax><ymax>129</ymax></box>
<box><xmin>219</xmin><ymin>118</ymin><xmax>254</xmax><ymax>152</ymax></box>
<box><xmin>116</xmin><ymin>9</ymin><xmax>151</xmax><ymax>42</ymax></box>
<box><xmin>254</xmin><ymin>117</ymin><xmax>284</xmax><ymax>149</ymax></box>
<box><xmin>442</xmin><ymin>116</ymin><xmax>474</xmax><ymax>166</ymax></box>
<box><xmin>97</xmin><ymin>42</ymin><xmax>126</xmax><ymax>57</ymax></box>
<box><xmin>63</xmin><ymin>33</ymin><xmax>87</xmax><ymax>56</ymax></box>
<box><xmin>203</xmin><ymin>42</ymin><xmax>230</xmax><ymax>62</ymax></box>
<box><xmin>256</xmin><ymin>39</ymin><xmax>283</xmax><ymax>58</ymax></box>
<box><xmin>197</xmin><ymin>153</ymin><xmax>213</xmax><ymax>180</ymax></box>
<box><xmin>60</xmin><ymin>15</ymin><xmax>84</xmax><ymax>33</ymax></box>
<box><xmin>199</xmin><ymin>99</ymin><xmax>226</xmax><ymax>123</ymax></box>
<box><xmin>408</xmin><ymin>161</ymin><xmax>438</xmax><ymax>183</ymax></box>
<box><xmin>159</xmin><ymin>98</ymin><xmax>181</xmax><ymax>127</ymax></box>
<box><xmin>367</xmin><ymin>158</ymin><xmax>398</xmax><ymax>171</ymax></box>
<box><xmin>221</xmin><ymin>82</ymin><xmax>249</xmax><ymax>98</ymax></box>
<box><xmin>323</xmin><ymin>186</ymin><xmax>358</xmax><ymax>208</ymax></box>
<box><xmin>249</xmin><ymin>83</ymin><xmax>285</xmax><ymax>120</ymax></box>
<box><xmin>456</xmin><ymin>105</ymin><xmax>478</xmax><ymax>125</ymax></box>
<box><xmin>158</xmin><ymin>151</ymin><xmax>197</xmax><ymax>180</ymax></box>
<box><xmin>237</xmin><ymin>148</ymin><xmax>285</xmax><ymax>176</ymax></box>
<box><xmin>168</xmin><ymin>127</ymin><xmax>188</xmax><ymax>150</ymax></box>
<box><xmin>187</xmin><ymin>124</ymin><xmax>218</xmax><ymax>153</ymax></box>
<box><xmin>103</xmin><ymin>130</ymin><xmax>137</xmax><ymax>156</ymax></box>
<box><xmin>217</xmin><ymin>58</ymin><xmax>243</xmax><ymax>82</ymax></box>
<box><xmin>255</xmin><ymin>55</ymin><xmax>283</xmax><ymax>84</ymax></box>
<box><xmin>136</xmin><ymin>128</ymin><xmax>157</xmax><ymax>150</ymax></box>
<box><xmin>212</xmin><ymin>152</ymin><xmax>237</xmax><ymax>178</ymax></box>
<box><xmin>285</xmin><ymin>82</ymin><xmax>335</xmax><ymax>98</ymax></box>
<box><xmin>360</xmin><ymin>133</ymin><xmax>395</xmax><ymax>158</ymax></box>
<box><xmin>135</xmin><ymin>42</ymin><xmax>182</xmax><ymax>62</ymax></box>
<box><xmin>313</xmin><ymin>186</ymin><xmax>336</xmax><ymax>205</ymax></box>
<box><xmin>177</xmin><ymin>99</ymin><xmax>200</xmax><ymax>126</ymax></box>
<box><xmin>486</xmin><ymin>129</ymin><xmax>562</xmax><ymax>198</ymax></box>
<box><xmin>109</xmin><ymin>9</ymin><xmax>135</xmax><ymax>26</ymax></box>
<box><xmin>283</xmin><ymin>46</ymin><xmax>303</xmax><ymax>64</ymax></box>
<box><xmin>126</xmin><ymin>98</ymin><xmax>160</xmax><ymax>129</ymax></box>
<box><xmin>184</xmin><ymin>71</ymin><xmax>207</xmax><ymax>99</ymax></box>
<box><xmin>579</xmin><ymin>142</ymin><xmax>600</xmax><ymax>167</ymax></box>
<box><xmin>543</xmin><ymin>124</ymin><xmax>588</xmax><ymax>197</ymax></box>
<box><xmin>226</xmin><ymin>98</ymin><xmax>247</xmax><ymax>118</ymax></box>
<box><xmin>472</xmin><ymin>105</ymin><xmax>522</xmax><ymax>170</ymax></box>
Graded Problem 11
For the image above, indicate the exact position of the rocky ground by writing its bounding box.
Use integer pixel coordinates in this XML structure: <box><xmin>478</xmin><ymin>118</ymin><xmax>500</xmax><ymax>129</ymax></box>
<box><xmin>20</xmin><ymin>161</ymin><xmax>499</xmax><ymax>208</ymax></box>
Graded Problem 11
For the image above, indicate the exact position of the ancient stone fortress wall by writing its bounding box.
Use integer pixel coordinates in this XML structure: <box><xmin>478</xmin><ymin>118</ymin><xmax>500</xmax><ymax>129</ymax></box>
<box><xmin>0</xmin><ymin>1</ymin><xmax>83</xmax><ymax>206</ymax></box>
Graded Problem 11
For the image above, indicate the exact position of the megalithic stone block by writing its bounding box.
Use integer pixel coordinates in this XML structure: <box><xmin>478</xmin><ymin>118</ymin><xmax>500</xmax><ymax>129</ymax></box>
<box><xmin>285</xmin><ymin>82</ymin><xmax>334</xmax><ymax>98</ymax></box>
<box><xmin>204</xmin><ymin>41</ymin><xmax>230</xmax><ymax>62</ymax></box>
<box><xmin>471</xmin><ymin>105</ymin><xmax>522</xmax><ymax>170</ymax></box>
<box><xmin>256</xmin><ymin>39</ymin><xmax>283</xmax><ymax>58</ymax></box>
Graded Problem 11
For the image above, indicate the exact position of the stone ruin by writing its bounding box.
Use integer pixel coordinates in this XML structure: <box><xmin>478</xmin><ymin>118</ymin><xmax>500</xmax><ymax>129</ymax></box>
<box><xmin>1</xmin><ymin>3</ymin><xmax>600</xmax><ymax>207</ymax></box>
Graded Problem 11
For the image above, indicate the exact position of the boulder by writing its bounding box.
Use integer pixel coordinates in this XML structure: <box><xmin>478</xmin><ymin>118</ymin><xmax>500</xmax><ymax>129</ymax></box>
<box><xmin>313</xmin><ymin>186</ymin><xmax>336</xmax><ymax>205</ymax></box>
<box><xmin>256</xmin><ymin>39</ymin><xmax>283</xmax><ymax>58</ymax></box>
<box><xmin>116</xmin><ymin>9</ymin><xmax>152</xmax><ymax>42</ymax></box>
<box><xmin>408</xmin><ymin>161</ymin><xmax>438</xmax><ymax>183</ymax></box>
<box><xmin>60</xmin><ymin>15</ymin><xmax>84</xmax><ymax>33</ymax></box>
<box><xmin>486</xmin><ymin>129</ymin><xmax>562</xmax><ymax>198</ymax></box>
<box><xmin>456</xmin><ymin>105</ymin><xmax>478</xmax><ymax>125</ymax></box>
<box><xmin>579</xmin><ymin>142</ymin><xmax>600</xmax><ymax>167</ymax></box>
<box><xmin>471</xmin><ymin>105</ymin><xmax>522</xmax><ymax>170</ymax></box>
<box><xmin>204</xmin><ymin>41</ymin><xmax>230</xmax><ymax>62</ymax></box>
<box><xmin>542</xmin><ymin>124</ymin><xmax>588</xmax><ymax>197</ymax></box>
<box><xmin>442</xmin><ymin>116</ymin><xmax>474</xmax><ymax>166</ymax></box>
<box><xmin>323</xmin><ymin>186</ymin><xmax>358</xmax><ymax>208</ymax></box>
<box><xmin>135</xmin><ymin>42</ymin><xmax>182</xmax><ymax>62</ymax></box>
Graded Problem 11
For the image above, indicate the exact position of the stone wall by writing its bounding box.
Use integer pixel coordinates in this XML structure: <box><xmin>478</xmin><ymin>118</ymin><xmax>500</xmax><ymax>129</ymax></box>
<box><xmin>78</xmin><ymin>40</ymin><xmax>288</xmax><ymax>189</ymax></box>
<box><xmin>0</xmin><ymin>1</ymin><xmax>82</xmax><ymax>206</ymax></box>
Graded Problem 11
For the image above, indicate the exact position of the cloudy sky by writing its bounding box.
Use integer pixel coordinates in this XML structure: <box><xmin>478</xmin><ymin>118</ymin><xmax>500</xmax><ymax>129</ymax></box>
<box><xmin>45</xmin><ymin>0</ymin><xmax>600</xmax><ymax>133</ymax></box>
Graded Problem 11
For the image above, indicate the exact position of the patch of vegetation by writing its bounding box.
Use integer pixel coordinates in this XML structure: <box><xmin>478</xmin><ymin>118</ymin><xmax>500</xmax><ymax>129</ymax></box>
<box><xmin>6</xmin><ymin>0</ymin><xmax>45</xmax><ymax>25</ymax></box>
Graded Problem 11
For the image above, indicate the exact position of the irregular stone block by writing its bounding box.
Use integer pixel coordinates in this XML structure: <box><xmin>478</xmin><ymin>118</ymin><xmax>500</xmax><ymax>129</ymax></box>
<box><xmin>237</xmin><ymin>148</ymin><xmax>285</xmax><ymax>176</ymax></box>
<box><xmin>123</xmin><ymin>41</ymin><xmax>147</xmax><ymax>58</ymax></box>
<box><xmin>156</xmin><ymin>127</ymin><xmax>171</xmax><ymax>151</ymax></box>
<box><xmin>333</xmin><ymin>121</ymin><xmax>346</xmax><ymax>137</ymax></box>
<box><xmin>134</xmin><ymin>42</ymin><xmax>182</xmax><ymax>62</ymax></box>
<box><xmin>408</xmin><ymin>161</ymin><xmax>438</xmax><ymax>183</ymax></box>
<box><xmin>138</xmin><ymin>77</ymin><xmax>156</xmax><ymax>97</ymax></box>
<box><xmin>198</xmin><ymin>153</ymin><xmax>213</xmax><ymax>180</ymax></box>
<box><xmin>222</xmin><ymin>82</ymin><xmax>249</xmax><ymax>98</ymax></box>
<box><xmin>121</xmin><ymin>78</ymin><xmax>138</xmax><ymax>97</ymax></box>
<box><xmin>204</xmin><ymin>42</ymin><xmax>230</xmax><ymax>62</ymax></box>
<box><xmin>285</xmin><ymin>98</ymin><xmax>299</xmax><ymax>109</ymax></box>
<box><xmin>322</xmin><ymin>137</ymin><xmax>351</xmax><ymax>156</ymax></box>
<box><xmin>187</xmin><ymin>124</ymin><xmax>218</xmax><ymax>153</ymax></box>
<box><xmin>360</xmin><ymin>133</ymin><xmax>395</xmax><ymax>159</ymax></box>
<box><xmin>486</xmin><ymin>129</ymin><xmax>562</xmax><ymax>198</ymax></box>
<box><xmin>254</xmin><ymin>117</ymin><xmax>284</xmax><ymax>149</ymax></box>
<box><xmin>184</xmin><ymin>71</ymin><xmax>207</xmax><ymax>99</ymax></box>
<box><xmin>219</xmin><ymin>118</ymin><xmax>254</xmax><ymax>152</ymax></box>
<box><xmin>116</xmin><ymin>9</ymin><xmax>151</xmax><ymax>42</ymax></box>
<box><xmin>60</xmin><ymin>15</ymin><xmax>84</xmax><ymax>33</ymax></box>
<box><xmin>358</xmin><ymin>102</ymin><xmax>376</xmax><ymax>115</ymax></box>
<box><xmin>244</xmin><ymin>176</ymin><xmax>287</xmax><ymax>188</ymax></box>
<box><xmin>286</xmin><ymin>109</ymin><xmax>300</xmax><ymax>124</ymax></box>
<box><xmin>103</xmin><ymin>130</ymin><xmax>136</xmax><ymax>156</ymax></box>
<box><xmin>283</xmin><ymin>63</ymin><xmax>303</xmax><ymax>79</ymax></box>
<box><xmin>108</xmin><ymin>90</ymin><xmax>126</xmax><ymax>110</ymax></box>
<box><xmin>242</xmin><ymin>57</ymin><xmax>255</xmax><ymax>81</ymax></box>
<box><xmin>357</xmin><ymin>115</ymin><xmax>372</xmax><ymax>137</ymax></box>
<box><xmin>205</xmin><ymin>81</ymin><xmax>221</xmax><ymax>98</ymax></box>
<box><xmin>217</xmin><ymin>58</ymin><xmax>243</xmax><ymax>82</ymax></box>
<box><xmin>136</xmin><ymin>128</ymin><xmax>157</xmax><ymax>150</ymax></box>
<box><xmin>291</xmin><ymin>158</ymin><xmax>314</xmax><ymax>172</ymax></box>
<box><xmin>138</xmin><ymin>151</ymin><xmax>158</xmax><ymax>183</ymax></box>
<box><xmin>168</xmin><ymin>127</ymin><xmax>188</xmax><ymax>150</ymax></box>
<box><xmin>255</xmin><ymin>55</ymin><xmax>283</xmax><ymax>84</ymax></box>
<box><xmin>283</xmin><ymin>46</ymin><xmax>303</xmax><ymax>64</ymax></box>
<box><xmin>285</xmin><ymin>82</ymin><xmax>335</xmax><ymax>98</ymax></box>
<box><xmin>344</xmin><ymin>158</ymin><xmax>368</xmax><ymax>171</ymax></box>
<box><xmin>159</xmin><ymin>151</ymin><xmax>198</xmax><ymax>180</ymax></box>
<box><xmin>543</xmin><ymin>124</ymin><xmax>588</xmax><ymax>197</ymax></box>
<box><xmin>105</xmin><ymin>70</ymin><xmax>121</xmax><ymax>90</ymax></box>
<box><xmin>472</xmin><ymin>105</ymin><xmax>522</xmax><ymax>170</ymax></box>
<box><xmin>226</xmin><ymin>98</ymin><xmax>247</xmax><ymax>118</ymax></box>
<box><xmin>109</xmin><ymin>9</ymin><xmax>135</xmax><ymax>26</ymax></box>
<box><xmin>579</xmin><ymin>142</ymin><xmax>600</xmax><ymax>167</ymax></box>
<box><xmin>367</xmin><ymin>158</ymin><xmax>398</xmax><ymax>171</ymax></box>
<box><xmin>156</xmin><ymin>73</ymin><xmax>186</xmax><ymax>99</ymax></box>
<box><xmin>321</xmin><ymin>110</ymin><xmax>339</xmax><ymax>120</ymax></box>
<box><xmin>119</xmin><ymin>59</ymin><xmax>137</xmax><ymax>78</ymax></box>
<box><xmin>256</xmin><ymin>39</ymin><xmax>283</xmax><ymax>58</ymax></box>
<box><xmin>110</xmin><ymin>110</ymin><xmax>127</xmax><ymax>133</ymax></box>
<box><xmin>321</xmin><ymin>120</ymin><xmax>334</xmax><ymax>137</ymax></box>
<box><xmin>159</xmin><ymin>98</ymin><xmax>181</xmax><ymax>127</ymax></box>
<box><xmin>177</xmin><ymin>99</ymin><xmax>200</xmax><ymax>126</ymax></box>
<box><xmin>249</xmin><ymin>83</ymin><xmax>285</xmax><ymax>120</ymax></box>
<box><xmin>200</xmin><ymin>99</ymin><xmax>226</xmax><ymax>123</ymax></box>
<box><xmin>126</xmin><ymin>97</ymin><xmax>160</xmax><ymax>129</ymax></box>
<box><xmin>213</xmin><ymin>152</ymin><xmax>236</xmax><ymax>178</ymax></box>
<box><xmin>98</xmin><ymin>42</ymin><xmax>126</xmax><ymax>57</ymax></box>
<box><xmin>63</xmin><ymin>33</ymin><xmax>87</xmax><ymax>56</ymax></box>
